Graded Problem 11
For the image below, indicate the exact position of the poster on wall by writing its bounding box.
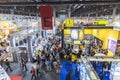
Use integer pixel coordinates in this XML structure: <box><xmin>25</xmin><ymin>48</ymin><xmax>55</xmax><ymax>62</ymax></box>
<box><xmin>71</xmin><ymin>30</ymin><xmax>78</xmax><ymax>40</ymax></box>
<box><xmin>116</xmin><ymin>40</ymin><xmax>120</xmax><ymax>54</ymax></box>
<box><xmin>40</xmin><ymin>6</ymin><xmax>53</xmax><ymax>30</ymax></box>
<box><xmin>108</xmin><ymin>38</ymin><xmax>117</xmax><ymax>54</ymax></box>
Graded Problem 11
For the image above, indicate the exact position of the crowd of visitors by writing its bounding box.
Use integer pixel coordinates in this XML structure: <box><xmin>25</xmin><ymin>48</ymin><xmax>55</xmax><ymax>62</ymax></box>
<box><xmin>80</xmin><ymin>37</ymin><xmax>108</xmax><ymax>56</ymax></box>
<box><xmin>0</xmin><ymin>28</ymin><xmax>111</xmax><ymax>80</ymax></box>
<box><xmin>31</xmin><ymin>35</ymin><xmax>110</xmax><ymax>78</ymax></box>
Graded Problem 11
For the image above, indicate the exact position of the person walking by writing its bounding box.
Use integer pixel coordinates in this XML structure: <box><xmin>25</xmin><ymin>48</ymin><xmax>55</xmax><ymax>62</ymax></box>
<box><xmin>21</xmin><ymin>57</ymin><xmax>28</xmax><ymax>71</ymax></box>
<box><xmin>36</xmin><ymin>62</ymin><xmax>40</xmax><ymax>77</ymax></box>
<box><xmin>56</xmin><ymin>60</ymin><xmax>61</xmax><ymax>74</ymax></box>
<box><xmin>31</xmin><ymin>67</ymin><xmax>36</xmax><ymax>80</ymax></box>
<box><xmin>36</xmin><ymin>50</ymin><xmax>41</xmax><ymax>63</ymax></box>
<box><xmin>5</xmin><ymin>59</ymin><xmax>12</xmax><ymax>71</ymax></box>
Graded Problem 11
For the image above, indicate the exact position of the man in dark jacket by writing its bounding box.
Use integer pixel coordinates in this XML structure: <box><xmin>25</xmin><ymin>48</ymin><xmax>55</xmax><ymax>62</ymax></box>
<box><xmin>5</xmin><ymin>59</ymin><xmax>12</xmax><ymax>71</ymax></box>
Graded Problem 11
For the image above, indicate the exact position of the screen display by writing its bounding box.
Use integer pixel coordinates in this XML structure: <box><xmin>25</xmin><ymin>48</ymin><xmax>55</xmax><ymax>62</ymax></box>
<box><xmin>71</xmin><ymin>30</ymin><xmax>78</xmax><ymax>40</ymax></box>
<box><xmin>108</xmin><ymin>38</ymin><xmax>117</xmax><ymax>53</ymax></box>
<box><xmin>74</xmin><ymin>40</ymin><xmax>80</xmax><ymax>44</ymax></box>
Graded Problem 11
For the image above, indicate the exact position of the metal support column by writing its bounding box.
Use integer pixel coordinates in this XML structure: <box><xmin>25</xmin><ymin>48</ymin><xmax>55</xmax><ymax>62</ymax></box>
<box><xmin>96</xmin><ymin>13</ymin><xmax>98</xmax><ymax>17</ymax></box>
<box><xmin>68</xmin><ymin>7</ymin><xmax>71</xmax><ymax>18</ymax></box>
<box><xmin>112</xmin><ymin>6</ymin><xmax>117</xmax><ymax>21</ymax></box>
<box><xmin>53</xmin><ymin>7</ymin><xmax>56</xmax><ymax>26</ymax></box>
<box><xmin>61</xmin><ymin>23</ymin><xmax>65</xmax><ymax>48</ymax></box>
<box><xmin>27</xmin><ymin>36</ymin><xmax>33</xmax><ymax>62</ymax></box>
<box><xmin>87</xmin><ymin>14</ymin><xmax>90</xmax><ymax>22</ymax></box>
<box><xmin>61</xmin><ymin>29</ymin><xmax>64</xmax><ymax>48</ymax></box>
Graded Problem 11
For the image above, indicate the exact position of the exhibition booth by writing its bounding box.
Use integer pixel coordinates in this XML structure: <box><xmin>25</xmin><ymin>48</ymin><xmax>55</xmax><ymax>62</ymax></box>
<box><xmin>0</xmin><ymin>13</ymin><xmax>41</xmax><ymax>63</ymax></box>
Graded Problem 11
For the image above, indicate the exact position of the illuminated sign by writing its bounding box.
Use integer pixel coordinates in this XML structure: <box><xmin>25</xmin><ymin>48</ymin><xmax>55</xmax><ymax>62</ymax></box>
<box><xmin>65</xmin><ymin>18</ymin><xmax>74</xmax><ymax>27</ymax></box>
<box><xmin>93</xmin><ymin>20</ymin><xmax>108</xmax><ymax>25</ymax></box>
<box><xmin>74</xmin><ymin>40</ymin><xmax>80</xmax><ymax>45</ymax></box>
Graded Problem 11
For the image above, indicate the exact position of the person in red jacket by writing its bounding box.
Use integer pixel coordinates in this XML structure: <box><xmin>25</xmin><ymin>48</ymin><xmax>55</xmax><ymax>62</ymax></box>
<box><xmin>31</xmin><ymin>67</ymin><xmax>36</xmax><ymax>80</ymax></box>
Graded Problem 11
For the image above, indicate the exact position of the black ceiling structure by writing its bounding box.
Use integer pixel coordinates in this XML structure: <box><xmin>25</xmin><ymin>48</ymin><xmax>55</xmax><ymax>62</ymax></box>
<box><xmin>0</xmin><ymin>1</ymin><xmax>120</xmax><ymax>5</ymax></box>
<box><xmin>0</xmin><ymin>0</ymin><xmax>119</xmax><ymax>17</ymax></box>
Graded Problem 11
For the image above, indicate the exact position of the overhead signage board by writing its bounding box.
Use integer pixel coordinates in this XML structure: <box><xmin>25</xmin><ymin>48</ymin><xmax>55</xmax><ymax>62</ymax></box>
<box><xmin>65</xmin><ymin>18</ymin><xmax>74</xmax><ymax>27</ymax></box>
<box><xmin>93</xmin><ymin>20</ymin><xmax>108</xmax><ymax>25</ymax></box>
<box><xmin>40</xmin><ymin>6</ymin><xmax>53</xmax><ymax>30</ymax></box>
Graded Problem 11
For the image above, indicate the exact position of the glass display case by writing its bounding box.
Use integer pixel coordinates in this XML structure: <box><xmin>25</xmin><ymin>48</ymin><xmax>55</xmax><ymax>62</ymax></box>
<box><xmin>79</xmin><ymin>63</ymin><xmax>91</xmax><ymax>80</ymax></box>
<box><xmin>0</xmin><ymin>65</ymin><xmax>10</xmax><ymax>80</ymax></box>
<box><xmin>80</xmin><ymin>56</ymin><xmax>100</xmax><ymax>80</ymax></box>
<box><xmin>110</xmin><ymin>61</ymin><xmax>120</xmax><ymax>80</ymax></box>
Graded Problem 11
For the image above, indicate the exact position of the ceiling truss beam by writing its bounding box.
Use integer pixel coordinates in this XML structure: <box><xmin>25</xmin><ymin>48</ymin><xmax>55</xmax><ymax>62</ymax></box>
<box><xmin>0</xmin><ymin>1</ymin><xmax>120</xmax><ymax>6</ymax></box>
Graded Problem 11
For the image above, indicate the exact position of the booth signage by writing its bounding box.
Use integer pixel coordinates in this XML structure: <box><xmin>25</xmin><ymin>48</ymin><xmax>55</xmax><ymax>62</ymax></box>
<box><xmin>40</xmin><ymin>6</ymin><xmax>53</xmax><ymax>30</ymax></box>
<box><xmin>65</xmin><ymin>18</ymin><xmax>74</xmax><ymax>27</ymax></box>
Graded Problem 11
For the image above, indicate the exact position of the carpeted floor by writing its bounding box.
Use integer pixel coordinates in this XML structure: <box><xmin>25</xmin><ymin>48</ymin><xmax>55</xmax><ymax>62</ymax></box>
<box><xmin>10</xmin><ymin>76</ymin><xmax>22</xmax><ymax>80</ymax></box>
<box><xmin>60</xmin><ymin>61</ymin><xmax>80</xmax><ymax>80</ymax></box>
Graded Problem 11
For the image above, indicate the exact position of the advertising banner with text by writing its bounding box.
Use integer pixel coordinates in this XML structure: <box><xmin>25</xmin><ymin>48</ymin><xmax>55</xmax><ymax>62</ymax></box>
<box><xmin>40</xmin><ymin>6</ymin><xmax>53</xmax><ymax>30</ymax></box>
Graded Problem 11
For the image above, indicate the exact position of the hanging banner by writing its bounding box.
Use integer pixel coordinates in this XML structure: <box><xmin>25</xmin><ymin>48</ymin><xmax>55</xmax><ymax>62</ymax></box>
<box><xmin>40</xmin><ymin>6</ymin><xmax>53</xmax><ymax>30</ymax></box>
<box><xmin>65</xmin><ymin>18</ymin><xmax>74</xmax><ymax>27</ymax></box>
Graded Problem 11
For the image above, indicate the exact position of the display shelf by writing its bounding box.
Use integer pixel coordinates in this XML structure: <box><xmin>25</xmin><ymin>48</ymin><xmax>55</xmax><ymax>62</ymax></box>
<box><xmin>87</xmin><ymin>56</ymin><xmax>120</xmax><ymax>61</ymax></box>
<box><xmin>81</xmin><ymin>56</ymin><xmax>100</xmax><ymax>80</ymax></box>
<box><xmin>110</xmin><ymin>61</ymin><xmax>120</xmax><ymax>80</ymax></box>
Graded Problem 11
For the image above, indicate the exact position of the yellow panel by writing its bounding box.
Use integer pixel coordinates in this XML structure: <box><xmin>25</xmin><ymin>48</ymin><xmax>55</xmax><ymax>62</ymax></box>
<box><xmin>1</xmin><ymin>20</ymin><xmax>7</xmax><ymax>28</ymax></box>
<box><xmin>107</xmin><ymin>51</ymin><xmax>115</xmax><ymax>57</ymax></box>
<box><xmin>118</xmin><ymin>31</ymin><xmax>120</xmax><ymax>40</ymax></box>
<box><xmin>79</xmin><ymin>30</ymin><xmax>84</xmax><ymax>40</ymax></box>
<box><xmin>84</xmin><ymin>29</ymin><xmax>93</xmax><ymax>34</ymax></box>
<box><xmin>93</xmin><ymin>20</ymin><xmax>108</xmax><ymax>25</ymax></box>
<box><xmin>65</xmin><ymin>18</ymin><xmax>74</xmax><ymax>27</ymax></box>
<box><xmin>64</xmin><ymin>29</ymin><xmax>71</xmax><ymax>35</ymax></box>
<box><xmin>61</xmin><ymin>24</ymin><xmax>64</xmax><ymax>29</ymax></box>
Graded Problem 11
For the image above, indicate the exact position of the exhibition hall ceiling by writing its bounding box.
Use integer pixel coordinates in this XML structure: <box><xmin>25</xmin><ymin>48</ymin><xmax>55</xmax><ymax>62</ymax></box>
<box><xmin>0</xmin><ymin>0</ymin><xmax>119</xmax><ymax>17</ymax></box>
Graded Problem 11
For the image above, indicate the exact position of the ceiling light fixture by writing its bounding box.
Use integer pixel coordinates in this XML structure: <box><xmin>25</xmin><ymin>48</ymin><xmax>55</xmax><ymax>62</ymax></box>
<box><xmin>74</xmin><ymin>4</ymin><xmax>78</xmax><ymax>8</ymax></box>
<box><xmin>76</xmin><ymin>4</ymin><xmax>83</xmax><ymax>9</ymax></box>
<box><xmin>60</xmin><ymin>10</ymin><xmax>66</xmax><ymax>12</ymax></box>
